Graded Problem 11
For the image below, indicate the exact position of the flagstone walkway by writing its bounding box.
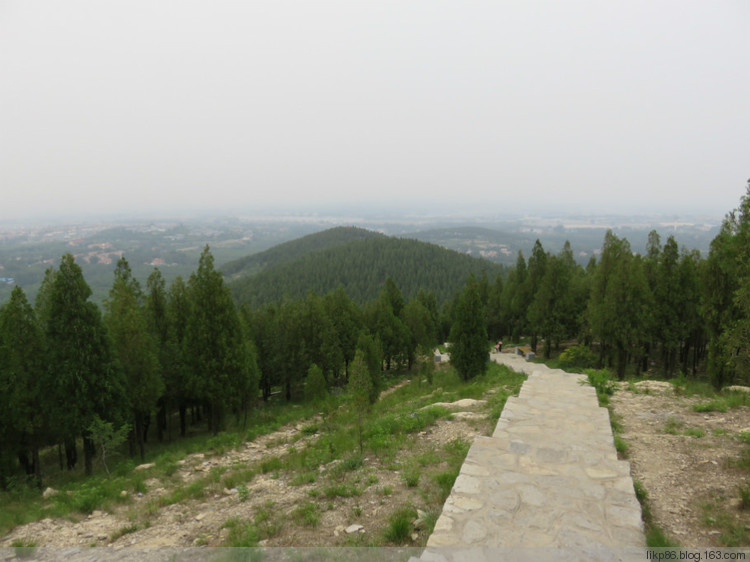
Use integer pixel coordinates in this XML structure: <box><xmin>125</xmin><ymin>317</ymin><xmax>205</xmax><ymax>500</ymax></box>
<box><xmin>418</xmin><ymin>351</ymin><xmax>645</xmax><ymax>561</ymax></box>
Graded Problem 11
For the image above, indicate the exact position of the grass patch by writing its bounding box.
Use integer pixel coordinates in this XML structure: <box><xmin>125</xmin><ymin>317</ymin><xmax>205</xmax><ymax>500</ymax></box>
<box><xmin>221</xmin><ymin>517</ymin><xmax>259</xmax><ymax>547</ymax></box>
<box><xmin>683</xmin><ymin>427</ymin><xmax>705</xmax><ymax>438</ymax></box>
<box><xmin>383</xmin><ymin>505</ymin><xmax>417</xmax><ymax>544</ymax></box>
<box><xmin>664</xmin><ymin>418</ymin><xmax>685</xmax><ymax>435</ymax></box>
<box><xmin>402</xmin><ymin>464</ymin><xmax>421</xmax><ymax>488</ymax></box>
<box><xmin>324</xmin><ymin>483</ymin><xmax>361</xmax><ymax>498</ymax></box>
<box><xmin>291</xmin><ymin>501</ymin><xmax>320</xmax><ymax>528</ymax></box>
<box><xmin>692</xmin><ymin>400</ymin><xmax>728</xmax><ymax>413</ymax></box>
<box><xmin>260</xmin><ymin>456</ymin><xmax>283</xmax><ymax>474</ymax></box>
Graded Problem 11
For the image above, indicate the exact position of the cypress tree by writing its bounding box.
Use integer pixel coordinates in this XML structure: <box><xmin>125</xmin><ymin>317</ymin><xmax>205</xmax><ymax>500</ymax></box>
<box><xmin>449</xmin><ymin>274</ymin><xmax>488</xmax><ymax>381</ymax></box>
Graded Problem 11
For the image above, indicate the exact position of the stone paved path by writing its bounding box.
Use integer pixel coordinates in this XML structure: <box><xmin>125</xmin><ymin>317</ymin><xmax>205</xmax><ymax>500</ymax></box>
<box><xmin>418</xmin><ymin>352</ymin><xmax>645</xmax><ymax>561</ymax></box>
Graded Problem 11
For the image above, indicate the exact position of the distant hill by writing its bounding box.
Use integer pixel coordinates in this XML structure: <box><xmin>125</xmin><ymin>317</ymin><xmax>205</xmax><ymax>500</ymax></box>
<box><xmin>221</xmin><ymin>226</ymin><xmax>382</xmax><ymax>279</ymax></box>
<box><xmin>226</xmin><ymin>229</ymin><xmax>505</xmax><ymax>307</ymax></box>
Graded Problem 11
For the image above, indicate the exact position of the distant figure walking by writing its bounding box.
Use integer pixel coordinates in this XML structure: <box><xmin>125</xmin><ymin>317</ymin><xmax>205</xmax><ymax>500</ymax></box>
<box><xmin>495</xmin><ymin>340</ymin><xmax>503</xmax><ymax>353</ymax></box>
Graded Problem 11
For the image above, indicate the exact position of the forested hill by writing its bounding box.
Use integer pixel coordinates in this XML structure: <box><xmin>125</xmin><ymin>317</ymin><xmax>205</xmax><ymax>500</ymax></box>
<box><xmin>221</xmin><ymin>226</ymin><xmax>383</xmax><ymax>279</ymax></box>
<box><xmin>227</xmin><ymin>232</ymin><xmax>505</xmax><ymax>307</ymax></box>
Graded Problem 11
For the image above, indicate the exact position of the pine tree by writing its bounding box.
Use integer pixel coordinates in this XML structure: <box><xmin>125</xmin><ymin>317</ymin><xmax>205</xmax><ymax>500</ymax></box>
<box><xmin>0</xmin><ymin>286</ymin><xmax>46</xmax><ymax>487</ymax></box>
<box><xmin>44</xmin><ymin>254</ymin><xmax>127</xmax><ymax>475</ymax></box>
<box><xmin>449</xmin><ymin>274</ymin><xmax>488</xmax><ymax>381</ymax></box>
<box><xmin>185</xmin><ymin>246</ymin><xmax>257</xmax><ymax>433</ymax></box>
<box><xmin>105</xmin><ymin>257</ymin><xmax>163</xmax><ymax>460</ymax></box>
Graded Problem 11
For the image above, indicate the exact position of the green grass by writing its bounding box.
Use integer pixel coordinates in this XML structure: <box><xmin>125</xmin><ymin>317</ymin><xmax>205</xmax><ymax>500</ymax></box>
<box><xmin>383</xmin><ymin>505</ymin><xmax>417</xmax><ymax>544</ymax></box>
<box><xmin>402</xmin><ymin>464</ymin><xmax>421</xmax><ymax>488</ymax></box>
<box><xmin>634</xmin><ymin>480</ymin><xmax>679</xmax><ymax>548</ymax></box>
<box><xmin>692</xmin><ymin>400</ymin><xmax>729</xmax><ymax>413</ymax></box>
<box><xmin>0</xmin><ymin>362</ymin><xmax>525</xmax><ymax>544</ymax></box>
<box><xmin>291</xmin><ymin>501</ymin><xmax>320</xmax><ymax>528</ymax></box>
<box><xmin>221</xmin><ymin>517</ymin><xmax>260</xmax><ymax>547</ymax></box>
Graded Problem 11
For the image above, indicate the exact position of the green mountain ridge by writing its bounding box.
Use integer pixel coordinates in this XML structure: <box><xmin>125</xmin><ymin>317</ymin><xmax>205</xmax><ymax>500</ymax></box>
<box><xmin>221</xmin><ymin>226</ymin><xmax>383</xmax><ymax>279</ymax></box>
<box><xmin>226</xmin><ymin>228</ymin><xmax>505</xmax><ymax>307</ymax></box>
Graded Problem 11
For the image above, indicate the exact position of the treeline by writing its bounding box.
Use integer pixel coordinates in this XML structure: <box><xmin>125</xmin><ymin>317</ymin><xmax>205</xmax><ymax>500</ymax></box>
<box><xmin>488</xmin><ymin>184</ymin><xmax>750</xmax><ymax>389</ymax></box>
<box><xmin>0</xmin><ymin>248</ymin><xmax>259</xmax><ymax>489</ymax></box>
<box><xmin>0</xmin><ymin>245</ymin><xmax>454</xmax><ymax>490</ymax></box>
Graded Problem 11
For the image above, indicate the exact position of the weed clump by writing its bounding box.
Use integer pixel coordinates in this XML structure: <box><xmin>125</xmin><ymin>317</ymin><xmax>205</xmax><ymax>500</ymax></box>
<box><xmin>384</xmin><ymin>505</ymin><xmax>417</xmax><ymax>544</ymax></box>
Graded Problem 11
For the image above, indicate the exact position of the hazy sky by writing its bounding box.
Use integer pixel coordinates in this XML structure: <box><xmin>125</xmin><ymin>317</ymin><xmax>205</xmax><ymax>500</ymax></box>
<box><xmin>1</xmin><ymin>1</ymin><xmax>749</xmax><ymax>222</ymax></box>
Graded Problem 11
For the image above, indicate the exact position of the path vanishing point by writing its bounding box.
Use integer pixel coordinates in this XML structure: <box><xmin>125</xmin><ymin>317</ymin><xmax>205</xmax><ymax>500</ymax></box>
<box><xmin>417</xmin><ymin>351</ymin><xmax>646</xmax><ymax>561</ymax></box>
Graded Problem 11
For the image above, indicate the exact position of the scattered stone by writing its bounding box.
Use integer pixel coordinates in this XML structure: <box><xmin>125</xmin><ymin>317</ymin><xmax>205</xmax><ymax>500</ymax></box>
<box><xmin>134</xmin><ymin>463</ymin><xmax>155</xmax><ymax>471</ymax></box>
<box><xmin>633</xmin><ymin>380</ymin><xmax>674</xmax><ymax>394</ymax></box>
<box><xmin>345</xmin><ymin>524</ymin><xmax>364</xmax><ymax>534</ymax></box>
<box><xmin>120</xmin><ymin>490</ymin><xmax>128</xmax><ymax>498</ymax></box>
<box><xmin>42</xmin><ymin>487</ymin><xmax>57</xmax><ymax>499</ymax></box>
<box><xmin>726</xmin><ymin>386</ymin><xmax>750</xmax><ymax>393</ymax></box>
<box><xmin>195</xmin><ymin>512</ymin><xmax>207</xmax><ymax>521</ymax></box>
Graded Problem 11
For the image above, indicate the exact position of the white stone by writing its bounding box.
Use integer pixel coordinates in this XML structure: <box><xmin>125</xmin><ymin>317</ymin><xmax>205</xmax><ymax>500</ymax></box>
<box><xmin>345</xmin><ymin>524</ymin><xmax>364</xmax><ymax>534</ymax></box>
<box><xmin>134</xmin><ymin>463</ymin><xmax>155</xmax><ymax>471</ymax></box>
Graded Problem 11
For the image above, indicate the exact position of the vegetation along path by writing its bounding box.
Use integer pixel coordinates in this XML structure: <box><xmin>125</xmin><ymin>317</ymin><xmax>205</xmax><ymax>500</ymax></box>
<box><xmin>420</xmin><ymin>351</ymin><xmax>645</xmax><ymax>560</ymax></box>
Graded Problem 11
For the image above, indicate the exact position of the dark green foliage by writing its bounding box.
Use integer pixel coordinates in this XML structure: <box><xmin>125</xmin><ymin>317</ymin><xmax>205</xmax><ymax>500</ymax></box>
<box><xmin>304</xmin><ymin>364</ymin><xmax>328</xmax><ymax>404</ymax></box>
<box><xmin>185</xmin><ymin>246</ymin><xmax>259</xmax><ymax>433</ymax></box>
<box><xmin>105</xmin><ymin>257</ymin><xmax>163</xmax><ymax>460</ymax></box>
<box><xmin>448</xmin><ymin>275</ymin><xmax>489</xmax><ymax>381</ymax></box>
<box><xmin>221</xmin><ymin>226</ymin><xmax>383</xmax><ymax>278</ymax></box>
<box><xmin>228</xmin><ymin>233</ymin><xmax>503</xmax><ymax>308</ymax></box>
<box><xmin>0</xmin><ymin>287</ymin><xmax>46</xmax><ymax>488</ymax></box>
<box><xmin>355</xmin><ymin>333</ymin><xmax>383</xmax><ymax>404</ymax></box>
<box><xmin>44</xmin><ymin>254</ymin><xmax>127</xmax><ymax>475</ymax></box>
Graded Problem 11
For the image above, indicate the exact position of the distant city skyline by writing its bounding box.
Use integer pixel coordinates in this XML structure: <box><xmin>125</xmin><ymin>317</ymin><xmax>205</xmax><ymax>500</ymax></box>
<box><xmin>1</xmin><ymin>1</ymin><xmax>749</xmax><ymax>222</ymax></box>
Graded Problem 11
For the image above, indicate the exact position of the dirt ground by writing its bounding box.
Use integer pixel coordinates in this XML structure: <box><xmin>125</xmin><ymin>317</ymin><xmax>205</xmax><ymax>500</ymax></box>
<box><xmin>609</xmin><ymin>381</ymin><xmax>750</xmax><ymax>547</ymax></box>
<box><xmin>4</xmin><ymin>379</ymin><xmax>750</xmax><ymax>549</ymax></box>
<box><xmin>0</xmin><ymin>392</ymin><xmax>493</xmax><ymax>549</ymax></box>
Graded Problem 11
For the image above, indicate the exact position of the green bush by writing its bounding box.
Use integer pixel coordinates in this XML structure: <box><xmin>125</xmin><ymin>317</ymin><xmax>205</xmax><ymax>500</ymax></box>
<box><xmin>558</xmin><ymin>345</ymin><xmax>598</xmax><ymax>370</ymax></box>
<box><xmin>584</xmin><ymin>369</ymin><xmax>615</xmax><ymax>405</ymax></box>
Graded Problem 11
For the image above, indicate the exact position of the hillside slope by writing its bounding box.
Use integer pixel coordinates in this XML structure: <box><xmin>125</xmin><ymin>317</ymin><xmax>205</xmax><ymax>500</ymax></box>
<box><xmin>221</xmin><ymin>226</ymin><xmax>382</xmax><ymax>279</ymax></box>
<box><xmin>227</xmin><ymin>232</ymin><xmax>504</xmax><ymax>307</ymax></box>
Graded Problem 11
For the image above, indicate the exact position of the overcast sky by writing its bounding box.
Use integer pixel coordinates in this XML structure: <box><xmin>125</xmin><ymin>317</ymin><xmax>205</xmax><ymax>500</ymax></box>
<box><xmin>1</xmin><ymin>1</ymin><xmax>749</xmax><ymax>222</ymax></box>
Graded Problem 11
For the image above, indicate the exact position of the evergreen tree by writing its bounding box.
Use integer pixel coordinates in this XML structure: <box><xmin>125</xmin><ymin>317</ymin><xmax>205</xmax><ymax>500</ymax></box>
<box><xmin>0</xmin><ymin>286</ymin><xmax>46</xmax><ymax>488</ymax></box>
<box><xmin>355</xmin><ymin>332</ymin><xmax>383</xmax><ymax>404</ymax></box>
<box><xmin>449</xmin><ymin>274</ymin><xmax>488</xmax><ymax>381</ymax></box>
<box><xmin>105</xmin><ymin>257</ymin><xmax>163</xmax><ymax>460</ymax></box>
<box><xmin>44</xmin><ymin>254</ymin><xmax>126</xmax><ymax>475</ymax></box>
<box><xmin>348</xmin><ymin>349</ymin><xmax>373</xmax><ymax>453</ymax></box>
<box><xmin>167</xmin><ymin>276</ymin><xmax>191</xmax><ymax>436</ymax></box>
<box><xmin>185</xmin><ymin>246</ymin><xmax>257</xmax><ymax>433</ymax></box>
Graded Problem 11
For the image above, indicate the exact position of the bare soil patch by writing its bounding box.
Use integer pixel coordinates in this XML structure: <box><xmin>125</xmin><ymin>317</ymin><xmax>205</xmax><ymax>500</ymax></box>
<box><xmin>610</xmin><ymin>383</ymin><xmax>750</xmax><ymax>547</ymax></box>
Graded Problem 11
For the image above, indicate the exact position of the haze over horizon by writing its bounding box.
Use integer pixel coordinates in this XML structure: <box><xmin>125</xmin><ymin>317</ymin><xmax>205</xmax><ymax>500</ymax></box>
<box><xmin>2</xmin><ymin>1</ymin><xmax>749</xmax><ymax>222</ymax></box>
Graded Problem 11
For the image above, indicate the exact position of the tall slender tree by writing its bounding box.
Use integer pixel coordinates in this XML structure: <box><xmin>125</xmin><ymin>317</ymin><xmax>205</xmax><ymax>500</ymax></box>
<box><xmin>0</xmin><ymin>286</ymin><xmax>46</xmax><ymax>487</ymax></box>
<box><xmin>185</xmin><ymin>246</ymin><xmax>257</xmax><ymax>433</ymax></box>
<box><xmin>44</xmin><ymin>254</ymin><xmax>126</xmax><ymax>475</ymax></box>
<box><xmin>105</xmin><ymin>258</ymin><xmax>163</xmax><ymax>460</ymax></box>
<box><xmin>449</xmin><ymin>274</ymin><xmax>488</xmax><ymax>381</ymax></box>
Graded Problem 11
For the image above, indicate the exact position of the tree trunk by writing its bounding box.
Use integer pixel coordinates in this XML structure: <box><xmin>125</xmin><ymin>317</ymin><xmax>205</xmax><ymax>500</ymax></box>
<box><xmin>65</xmin><ymin>439</ymin><xmax>77</xmax><ymax>470</ymax></box>
<box><xmin>179</xmin><ymin>402</ymin><xmax>187</xmax><ymax>438</ymax></box>
<box><xmin>616</xmin><ymin>343</ymin><xmax>627</xmax><ymax>381</ymax></box>
<box><xmin>83</xmin><ymin>435</ymin><xmax>95</xmax><ymax>476</ymax></box>
<box><xmin>32</xmin><ymin>444</ymin><xmax>42</xmax><ymax>489</ymax></box>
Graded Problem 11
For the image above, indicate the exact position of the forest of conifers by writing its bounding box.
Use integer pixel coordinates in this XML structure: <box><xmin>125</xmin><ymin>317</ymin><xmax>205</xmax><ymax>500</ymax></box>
<box><xmin>1</xmin><ymin>186</ymin><xmax>750</xmax><ymax>490</ymax></box>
